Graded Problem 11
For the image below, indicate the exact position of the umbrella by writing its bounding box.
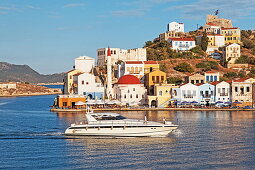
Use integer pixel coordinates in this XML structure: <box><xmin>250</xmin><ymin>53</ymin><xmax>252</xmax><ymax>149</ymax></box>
<box><xmin>75</xmin><ymin>101</ymin><xmax>86</xmax><ymax>106</ymax></box>
<box><xmin>112</xmin><ymin>100</ymin><xmax>121</xmax><ymax>105</ymax></box>
<box><xmin>95</xmin><ymin>100</ymin><xmax>105</xmax><ymax>105</ymax></box>
<box><xmin>209</xmin><ymin>101</ymin><xmax>215</xmax><ymax>104</ymax></box>
<box><xmin>181</xmin><ymin>101</ymin><xmax>189</xmax><ymax>105</ymax></box>
<box><xmin>224</xmin><ymin>101</ymin><xmax>232</xmax><ymax>105</ymax></box>
<box><xmin>173</xmin><ymin>101</ymin><xmax>180</xmax><ymax>104</ymax></box>
<box><xmin>106</xmin><ymin>100</ymin><xmax>115</xmax><ymax>105</ymax></box>
<box><xmin>233</xmin><ymin>101</ymin><xmax>242</xmax><ymax>104</ymax></box>
<box><xmin>190</xmin><ymin>101</ymin><xmax>198</xmax><ymax>104</ymax></box>
<box><xmin>86</xmin><ymin>100</ymin><xmax>96</xmax><ymax>105</ymax></box>
<box><xmin>215</xmin><ymin>101</ymin><xmax>223</xmax><ymax>104</ymax></box>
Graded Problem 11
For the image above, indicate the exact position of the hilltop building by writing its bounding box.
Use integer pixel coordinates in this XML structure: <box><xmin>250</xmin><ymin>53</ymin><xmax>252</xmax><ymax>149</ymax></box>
<box><xmin>196</xmin><ymin>34</ymin><xmax>225</xmax><ymax>54</ymax></box>
<box><xmin>206</xmin><ymin>14</ymin><xmax>233</xmax><ymax>28</ymax></box>
<box><xmin>222</xmin><ymin>43</ymin><xmax>241</xmax><ymax>67</ymax></box>
<box><xmin>168</xmin><ymin>22</ymin><xmax>184</xmax><ymax>32</ymax></box>
<box><xmin>97</xmin><ymin>47</ymin><xmax>147</xmax><ymax>66</ymax></box>
<box><xmin>203</xmin><ymin>22</ymin><xmax>221</xmax><ymax>34</ymax></box>
<box><xmin>168</xmin><ymin>38</ymin><xmax>196</xmax><ymax>51</ymax></box>
<box><xmin>221</xmin><ymin>27</ymin><xmax>241</xmax><ymax>44</ymax></box>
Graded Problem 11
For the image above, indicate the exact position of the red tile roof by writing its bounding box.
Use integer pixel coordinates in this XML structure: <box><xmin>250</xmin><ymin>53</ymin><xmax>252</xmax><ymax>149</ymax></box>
<box><xmin>117</xmin><ymin>75</ymin><xmax>141</xmax><ymax>84</ymax></box>
<box><xmin>210</xmin><ymin>81</ymin><xmax>221</xmax><ymax>85</ymax></box>
<box><xmin>169</xmin><ymin>37</ymin><xmax>195</xmax><ymax>41</ymax></box>
<box><xmin>206</xmin><ymin>22</ymin><xmax>217</xmax><ymax>26</ymax></box>
<box><xmin>125</xmin><ymin>61</ymin><xmax>143</xmax><ymax>64</ymax></box>
<box><xmin>205</xmin><ymin>71</ymin><xmax>219</xmax><ymax>74</ymax></box>
<box><xmin>207</xmin><ymin>34</ymin><xmax>223</xmax><ymax>36</ymax></box>
<box><xmin>143</xmin><ymin>61</ymin><xmax>158</xmax><ymax>64</ymax></box>
<box><xmin>232</xmin><ymin>78</ymin><xmax>249</xmax><ymax>82</ymax></box>
<box><xmin>73</xmin><ymin>73</ymin><xmax>84</xmax><ymax>76</ymax></box>
<box><xmin>221</xmin><ymin>27</ymin><xmax>239</xmax><ymax>30</ymax></box>
<box><xmin>195</xmin><ymin>83</ymin><xmax>204</xmax><ymax>86</ymax></box>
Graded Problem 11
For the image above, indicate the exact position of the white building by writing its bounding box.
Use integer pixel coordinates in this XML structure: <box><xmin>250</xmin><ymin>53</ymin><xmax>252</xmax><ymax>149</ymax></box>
<box><xmin>172</xmin><ymin>83</ymin><xmax>199</xmax><ymax>102</ymax></box>
<box><xmin>113</xmin><ymin>75</ymin><xmax>147</xmax><ymax>106</ymax></box>
<box><xmin>75</xmin><ymin>56</ymin><xmax>95</xmax><ymax>73</ymax></box>
<box><xmin>168</xmin><ymin>22</ymin><xmax>184</xmax><ymax>33</ymax></box>
<box><xmin>73</xmin><ymin>72</ymin><xmax>104</xmax><ymax>100</ymax></box>
<box><xmin>168</xmin><ymin>38</ymin><xmax>196</xmax><ymax>51</ymax></box>
<box><xmin>203</xmin><ymin>23</ymin><xmax>221</xmax><ymax>34</ymax></box>
<box><xmin>117</xmin><ymin>61</ymin><xmax>144</xmax><ymax>79</ymax></box>
<box><xmin>97</xmin><ymin>47</ymin><xmax>147</xmax><ymax>66</ymax></box>
<box><xmin>211</xmin><ymin>81</ymin><xmax>231</xmax><ymax>102</ymax></box>
<box><xmin>222</xmin><ymin>43</ymin><xmax>241</xmax><ymax>65</ymax></box>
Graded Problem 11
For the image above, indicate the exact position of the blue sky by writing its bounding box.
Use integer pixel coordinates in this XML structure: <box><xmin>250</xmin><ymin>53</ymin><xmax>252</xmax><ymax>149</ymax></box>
<box><xmin>0</xmin><ymin>0</ymin><xmax>254</xmax><ymax>74</ymax></box>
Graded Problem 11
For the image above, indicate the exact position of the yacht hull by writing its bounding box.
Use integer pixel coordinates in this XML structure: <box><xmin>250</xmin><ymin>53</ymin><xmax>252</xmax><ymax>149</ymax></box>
<box><xmin>65</xmin><ymin>126</ymin><xmax>178</xmax><ymax>137</ymax></box>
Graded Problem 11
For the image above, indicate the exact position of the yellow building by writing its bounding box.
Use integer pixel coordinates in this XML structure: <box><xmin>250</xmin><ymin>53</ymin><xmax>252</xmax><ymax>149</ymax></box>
<box><xmin>63</xmin><ymin>69</ymin><xmax>81</xmax><ymax>94</ymax></box>
<box><xmin>56</xmin><ymin>95</ymin><xmax>86</xmax><ymax>108</ymax></box>
<box><xmin>221</xmin><ymin>27</ymin><xmax>241</xmax><ymax>44</ymax></box>
<box><xmin>144</xmin><ymin>70</ymin><xmax>166</xmax><ymax>95</ymax></box>
<box><xmin>143</xmin><ymin>61</ymin><xmax>160</xmax><ymax>74</ymax></box>
<box><xmin>147</xmin><ymin>84</ymin><xmax>178</xmax><ymax>107</ymax></box>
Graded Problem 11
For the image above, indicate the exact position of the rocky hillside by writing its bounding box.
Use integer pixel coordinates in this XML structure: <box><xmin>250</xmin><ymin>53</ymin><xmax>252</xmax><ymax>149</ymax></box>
<box><xmin>0</xmin><ymin>62</ymin><xmax>64</xmax><ymax>83</ymax></box>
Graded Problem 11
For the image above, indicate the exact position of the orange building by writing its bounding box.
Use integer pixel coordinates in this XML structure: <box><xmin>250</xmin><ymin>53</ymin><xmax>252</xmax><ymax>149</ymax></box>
<box><xmin>56</xmin><ymin>95</ymin><xmax>86</xmax><ymax>108</ymax></box>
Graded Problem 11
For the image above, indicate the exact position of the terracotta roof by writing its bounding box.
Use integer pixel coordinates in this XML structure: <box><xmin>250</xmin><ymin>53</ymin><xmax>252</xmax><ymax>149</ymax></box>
<box><xmin>205</xmin><ymin>71</ymin><xmax>219</xmax><ymax>74</ymax></box>
<box><xmin>195</xmin><ymin>83</ymin><xmax>204</xmax><ymax>86</ymax></box>
<box><xmin>143</xmin><ymin>61</ymin><xmax>158</xmax><ymax>64</ymax></box>
<box><xmin>117</xmin><ymin>75</ymin><xmax>141</xmax><ymax>84</ymax></box>
<box><xmin>207</xmin><ymin>34</ymin><xmax>223</xmax><ymax>36</ymax></box>
<box><xmin>232</xmin><ymin>78</ymin><xmax>249</xmax><ymax>82</ymax></box>
<box><xmin>179</xmin><ymin>23</ymin><xmax>184</xmax><ymax>24</ymax></box>
<box><xmin>210</xmin><ymin>81</ymin><xmax>221</xmax><ymax>85</ymax></box>
<box><xmin>73</xmin><ymin>73</ymin><xmax>84</xmax><ymax>76</ymax></box>
<box><xmin>179</xmin><ymin>83</ymin><xmax>189</xmax><ymax>87</ymax></box>
<box><xmin>169</xmin><ymin>37</ymin><xmax>195</xmax><ymax>41</ymax></box>
<box><xmin>221</xmin><ymin>27</ymin><xmax>239</xmax><ymax>30</ymax></box>
<box><xmin>125</xmin><ymin>61</ymin><xmax>143</xmax><ymax>64</ymax></box>
<box><xmin>206</xmin><ymin>22</ymin><xmax>217</xmax><ymax>26</ymax></box>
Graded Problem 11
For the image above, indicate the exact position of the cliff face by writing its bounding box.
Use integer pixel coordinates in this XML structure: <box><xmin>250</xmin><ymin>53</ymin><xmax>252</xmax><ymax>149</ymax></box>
<box><xmin>0</xmin><ymin>62</ymin><xmax>64</xmax><ymax>83</ymax></box>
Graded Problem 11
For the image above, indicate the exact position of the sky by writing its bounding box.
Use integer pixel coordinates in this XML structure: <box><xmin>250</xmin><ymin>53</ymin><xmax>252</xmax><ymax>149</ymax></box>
<box><xmin>0</xmin><ymin>0</ymin><xmax>255</xmax><ymax>74</ymax></box>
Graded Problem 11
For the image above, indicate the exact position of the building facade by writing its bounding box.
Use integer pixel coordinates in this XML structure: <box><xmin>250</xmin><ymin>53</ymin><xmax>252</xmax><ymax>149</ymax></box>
<box><xmin>168</xmin><ymin>38</ymin><xmax>196</xmax><ymax>51</ymax></box>
<box><xmin>203</xmin><ymin>23</ymin><xmax>221</xmax><ymax>34</ymax></box>
<box><xmin>168</xmin><ymin>22</ymin><xmax>184</xmax><ymax>32</ymax></box>
<box><xmin>223</xmin><ymin>43</ymin><xmax>241</xmax><ymax>65</ymax></box>
<box><xmin>144</xmin><ymin>70</ymin><xmax>166</xmax><ymax>95</ymax></box>
<box><xmin>197</xmin><ymin>83</ymin><xmax>215</xmax><ymax>104</ymax></box>
<box><xmin>172</xmin><ymin>83</ymin><xmax>199</xmax><ymax>102</ymax></box>
<box><xmin>221</xmin><ymin>28</ymin><xmax>241</xmax><ymax>44</ymax></box>
<box><xmin>211</xmin><ymin>81</ymin><xmax>231</xmax><ymax>103</ymax></box>
<box><xmin>97</xmin><ymin>47</ymin><xmax>147</xmax><ymax>66</ymax></box>
<box><xmin>113</xmin><ymin>75</ymin><xmax>147</xmax><ymax>106</ymax></box>
<box><xmin>185</xmin><ymin>73</ymin><xmax>205</xmax><ymax>84</ymax></box>
<box><xmin>204</xmin><ymin>71</ymin><xmax>220</xmax><ymax>82</ymax></box>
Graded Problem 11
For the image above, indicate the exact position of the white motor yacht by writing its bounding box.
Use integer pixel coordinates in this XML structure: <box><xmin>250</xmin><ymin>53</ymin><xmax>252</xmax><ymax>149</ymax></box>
<box><xmin>65</xmin><ymin>108</ymin><xmax>178</xmax><ymax>137</ymax></box>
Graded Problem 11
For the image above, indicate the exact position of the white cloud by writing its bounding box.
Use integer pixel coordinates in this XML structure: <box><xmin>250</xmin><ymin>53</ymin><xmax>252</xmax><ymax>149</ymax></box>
<box><xmin>27</xmin><ymin>5</ymin><xmax>40</xmax><ymax>10</ymax></box>
<box><xmin>63</xmin><ymin>3</ymin><xmax>86</xmax><ymax>8</ymax></box>
<box><xmin>111</xmin><ymin>9</ymin><xmax>146</xmax><ymax>16</ymax></box>
<box><xmin>172</xmin><ymin>0</ymin><xmax>255</xmax><ymax>19</ymax></box>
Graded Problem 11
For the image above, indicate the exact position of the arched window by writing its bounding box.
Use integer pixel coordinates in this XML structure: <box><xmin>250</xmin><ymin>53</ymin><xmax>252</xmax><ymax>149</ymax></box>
<box><xmin>130</xmin><ymin>94</ymin><xmax>132</xmax><ymax>98</ymax></box>
<box><xmin>124</xmin><ymin>94</ymin><xmax>126</xmax><ymax>99</ymax></box>
<box><xmin>136</xmin><ymin>94</ymin><xmax>138</xmax><ymax>98</ymax></box>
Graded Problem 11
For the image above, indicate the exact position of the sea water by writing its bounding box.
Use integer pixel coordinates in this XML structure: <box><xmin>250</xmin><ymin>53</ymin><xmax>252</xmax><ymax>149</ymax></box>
<box><xmin>0</xmin><ymin>95</ymin><xmax>254</xmax><ymax>169</ymax></box>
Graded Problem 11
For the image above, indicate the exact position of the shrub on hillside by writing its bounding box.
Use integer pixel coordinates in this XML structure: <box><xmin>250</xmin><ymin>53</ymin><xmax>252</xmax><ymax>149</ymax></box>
<box><xmin>166</xmin><ymin>77</ymin><xmax>183</xmax><ymax>85</ymax></box>
<box><xmin>235</xmin><ymin>55</ymin><xmax>255</xmax><ymax>64</ymax></box>
<box><xmin>174</xmin><ymin>62</ymin><xmax>194</xmax><ymax>73</ymax></box>
<box><xmin>190</xmin><ymin>46</ymin><xmax>204</xmax><ymax>56</ymax></box>
<box><xmin>195</xmin><ymin>61</ymin><xmax>218</xmax><ymax>71</ymax></box>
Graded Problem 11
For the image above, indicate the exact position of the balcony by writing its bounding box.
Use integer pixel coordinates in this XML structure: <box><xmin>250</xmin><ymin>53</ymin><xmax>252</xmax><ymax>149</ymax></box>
<box><xmin>184</xmin><ymin>94</ymin><xmax>194</xmax><ymax>98</ymax></box>
<box><xmin>202</xmin><ymin>94</ymin><xmax>212</xmax><ymax>98</ymax></box>
<box><xmin>129</xmin><ymin>71</ymin><xmax>141</xmax><ymax>74</ymax></box>
<box><xmin>178</xmin><ymin>45</ymin><xmax>190</xmax><ymax>48</ymax></box>
<box><xmin>220</xmin><ymin>93</ymin><xmax>228</xmax><ymax>96</ymax></box>
<box><xmin>225</xmin><ymin>33</ymin><xmax>233</xmax><ymax>36</ymax></box>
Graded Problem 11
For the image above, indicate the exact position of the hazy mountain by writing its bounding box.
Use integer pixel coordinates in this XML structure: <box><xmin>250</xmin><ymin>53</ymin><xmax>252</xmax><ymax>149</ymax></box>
<box><xmin>0</xmin><ymin>62</ymin><xmax>64</xmax><ymax>83</ymax></box>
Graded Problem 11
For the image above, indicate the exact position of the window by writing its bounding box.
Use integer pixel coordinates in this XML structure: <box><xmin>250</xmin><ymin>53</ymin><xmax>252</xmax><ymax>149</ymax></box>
<box><xmin>218</xmin><ymin>88</ymin><xmax>221</xmax><ymax>93</ymax></box>
<box><xmin>235</xmin><ymin>87</ymin><xmax>238</xmax><ymax>92</ymax></box>
<box><xmin>206</xmin><ymin>76</ymin><xmax>209</xmax><ymax>81</ymax></box>
<box><xmin>69</xmin><ymin>75</ymin><xmax>72</xmax><ymax>79</ymax></box>
<box><xmin>156</xmin><ymin>76</ymin><xmax>160</xmax><ymax>83</ymax></box>
<box><xmin>133</xmin><ymin>88</ymin><xmax>135</xmax><ymax>91</ymax></box>
<box><xmin>82</xmin><ymin>81</ymin><xmax>84</xmax><ymax>85</ymax></box>
<box><xmin>152</xmin><ymin>76</ymin><xmax>155</xmax><ymax>81</ymax></box>
<box><xmin>136</xmin><ymin>94</ymin><xmax>138</xmax><ymax>98</ymax></box>
<box><xmin>159</xmin><ymin>91</ymin><xmax>163</xmax><ymax>96</ymax></box>
<box><xmin>63</xmin><ymin>102</ymin><xmax>67</xmax><ymax>107</ymax></box>
<box><xmin>86</xmin><ymin>82</ymin><xmax>89</xmax><ymax>85</ymax></box>
<box><xmin>124</xmin><ymin>94</ymin><xmax>126</xmax><ymax>99</ymax></box>
<box><xmin>130</xmin><ymin>94</ymin><xmax>132</xmax><ymax>98</ymax></box>
<box><xmin>247</xmin><ymin>87</ymin><xmax>250</xmax><ymax>92</ymax></box>
<box><xmin>191</xmin><ymin>80</ymin><xmax>195</xmax><ymax>84</ymax></box>
<box><xmin>210</xmin><ymin>75</ymin><xmax>213</xmax><ymax>81</ymax></box>
<box><xmin>214</xmin><ymin>76</ymin><xmax>217</xmax><ymax>81</ymax></box>
<box><xmin>161</xmin><ymin>76</ymin><xmax>164</xmax><ymax>82</ymax></box>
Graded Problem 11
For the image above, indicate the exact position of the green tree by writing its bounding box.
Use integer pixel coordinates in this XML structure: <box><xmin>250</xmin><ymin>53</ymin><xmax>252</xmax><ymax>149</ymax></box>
<box><xmin>200</xmin><ymin>32</ymin><xmax>209</xmax><ymax>52</ymax></box>
<box><xmin>144</xmin><ymin>41</ymin><xmax>153</xmax><ymax>47</ymax></box>
<box><xmin>174</xmin><ymin>62</ymin><xmax>194</xmax><ymax>73</ymax></box>
<box><xmin>223</xmin><ymin>72</ymin><xmax>238</xmax><ymax>79</ymax></box>
<box><xmin>166</xmin><ymin>77</ymin><xmax>183</xmax><ymax>85</ymax></box>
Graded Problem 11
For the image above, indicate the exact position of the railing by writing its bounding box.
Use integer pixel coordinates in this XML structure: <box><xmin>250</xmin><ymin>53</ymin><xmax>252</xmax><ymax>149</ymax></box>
<box><xmin>183</xmin><ymin>95</ymin><xmax>194</xmax><ymax>98</ymax></box>
<box><xmin>178</xmin><ymin>45</ymin><xmax>190</xmax><ymax>48</ymax></box>
<box><xmin>220</xmin><ymin>93</ymin><xmax>228</xmax><ymax>96</ymax></box>
<box><xmin>129</xmin><ymin>71</ymin><xmax>140</xmax><ymax>74</ymax></box>
<box><xmin>202</xmin><ymin>94</ymin><xmax>212</xmax><ymax>98</ymax></box>
<box><xmin>225</xmin><ymin>33</ymin><xmax>233</xmax><ymax>36</ymax></box>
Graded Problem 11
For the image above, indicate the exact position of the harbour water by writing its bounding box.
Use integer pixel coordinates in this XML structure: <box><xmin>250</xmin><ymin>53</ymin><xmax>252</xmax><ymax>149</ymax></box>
<box><xmin>0</xmin><ymin>95</ymin><xmax>255</xmax><ymax>169</ymax></box>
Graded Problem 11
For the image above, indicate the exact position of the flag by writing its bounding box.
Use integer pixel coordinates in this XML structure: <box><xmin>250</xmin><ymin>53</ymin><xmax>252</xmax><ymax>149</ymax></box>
<box><xmin>215</xmin><ymin>9</ymin><xmax>219</xmax><ymax>15</ymax></box>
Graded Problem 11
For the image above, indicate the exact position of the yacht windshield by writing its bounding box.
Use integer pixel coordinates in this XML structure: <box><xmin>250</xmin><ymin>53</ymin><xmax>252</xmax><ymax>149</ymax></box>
<box><xmin>92</xmin><ymin>115</ymin><xmax>126</xmax><ymax>120</ymax></box>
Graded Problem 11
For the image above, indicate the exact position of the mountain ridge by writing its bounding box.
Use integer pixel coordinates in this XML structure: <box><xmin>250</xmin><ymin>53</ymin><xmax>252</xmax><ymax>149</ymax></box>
<box><xmin>0</xmin><ymin>62</ymin><xmax>64</xmax><ymax>83</ymax></box>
